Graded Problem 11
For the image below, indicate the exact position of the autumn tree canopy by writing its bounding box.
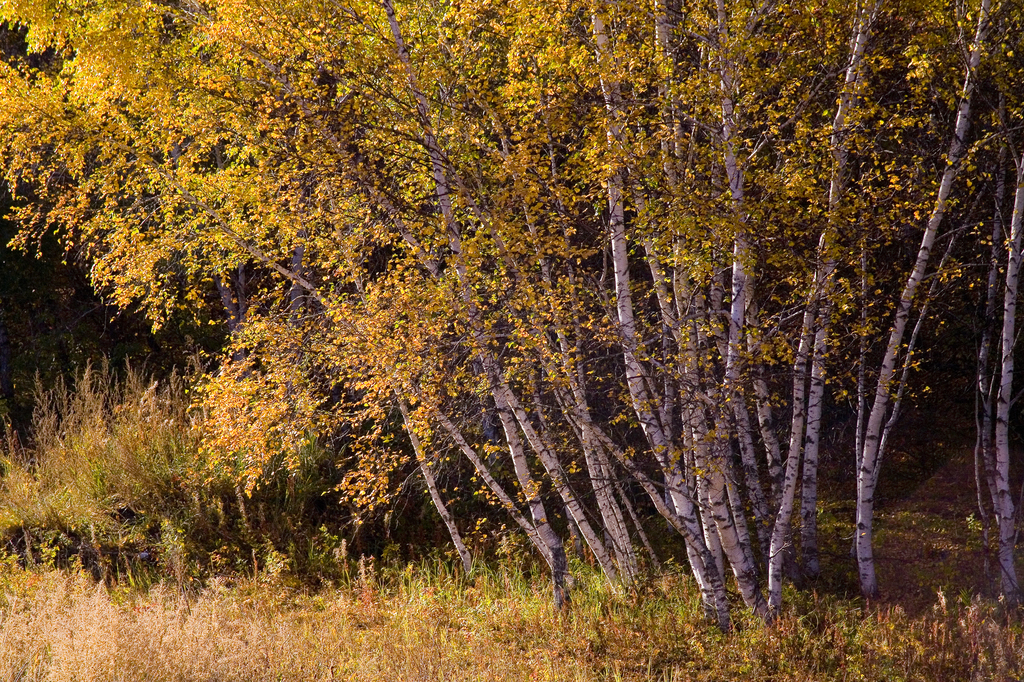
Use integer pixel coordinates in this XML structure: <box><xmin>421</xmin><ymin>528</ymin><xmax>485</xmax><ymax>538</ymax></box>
<box><xmin>1</xmin><ymin>0</ymin><xmax>1023</xmax><ymax>628</ymax></box>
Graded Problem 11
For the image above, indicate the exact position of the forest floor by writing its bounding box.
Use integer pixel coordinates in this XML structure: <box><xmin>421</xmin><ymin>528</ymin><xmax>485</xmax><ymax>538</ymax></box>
<box><xmin>873</xmin><ymin>447</ymin><xmax>993</xmax><ymax>614</ymax></box>
<box><xmin>809</xmin><ymin>400</ymin><xmax>998</xmax><ymax>615</ymax></box>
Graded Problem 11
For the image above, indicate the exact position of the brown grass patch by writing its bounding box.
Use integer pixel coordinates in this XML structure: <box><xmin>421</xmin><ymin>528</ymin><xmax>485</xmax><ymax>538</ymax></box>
<box><xmin>1</xmin><ymin>560</ymin><xmax>1022</xmax><ymax>682</ymax></box>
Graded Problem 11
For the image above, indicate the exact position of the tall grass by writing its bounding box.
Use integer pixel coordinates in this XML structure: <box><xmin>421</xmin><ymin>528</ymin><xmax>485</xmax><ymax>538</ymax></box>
<box><xmin>0</xmin><ymin>558</ymin><xmax>1021</xmax><ymax>681</ymax></box>
<box><xmin>1</xmin><ymin>360</ymin><xmax>192</xmax><ymax>532</ymax></box>
<box><xmin>0</xmin><ymin>363</ymin><xmax>345</xmax><ymax>585</ymax></box>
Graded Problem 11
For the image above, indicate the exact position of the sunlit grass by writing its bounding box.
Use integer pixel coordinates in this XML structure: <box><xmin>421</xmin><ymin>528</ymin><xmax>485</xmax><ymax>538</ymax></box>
<box><xmin>0</xmin><ymin>362</ymin><xmax>195</xmax><ymax>540</ymax></box>
<box><xmin>1</xmin><ymin>557</ymin><xmax>1021</xmax><ymax>682</ymax></box>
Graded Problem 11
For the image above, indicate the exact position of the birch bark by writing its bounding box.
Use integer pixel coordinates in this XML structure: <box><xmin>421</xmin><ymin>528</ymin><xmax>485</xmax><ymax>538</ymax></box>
<box><xmin>398</xmin><ymin>402</ymin><xmax>473</xmax><ymax>574</ymax></box>
<box><xmin>800</xmin><ymin>0</ymin><xmax>879</xmax><ymax>579</ymax></box>
<box><xmin>590</xmin><ymin>10</ymin><xmax>732</xmax><ymax>614</ymax></box>
<box><xmin>855</xmin><ymin>0</ymin><xmax>990</xmax><ymax>598</ymax></box>
<box><xmin>975</xmin><ymin>147</ymin><xmax>1007</xmax><ymax>586</ymax></box>
<box><xmin>993</xmin><ymin>153</ymin><xmax>1024</xmax><ymax>604</ymax></box>
<box><xmin>707</xmin><ymin>0</ymin><xmax>768</xmax><ymax>618</ymax></box>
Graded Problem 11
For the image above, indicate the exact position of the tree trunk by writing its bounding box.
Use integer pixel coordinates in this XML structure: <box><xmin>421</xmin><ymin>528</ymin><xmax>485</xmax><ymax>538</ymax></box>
<box><xmin>432</xmin><ymin>409</ymin><xmax>560</xmax><ymax>575</ymax></box>
<box><xmin>768</xmin><ymin>312</ymin><xmax>813</xmax><ymax>611</ymax></box>
<box><xmin>799</xmin><ymin>324</ymin><xmax>826</xmax><ymax>578</ymax></box>
<box><xmin>856</xmin><ymin>0</ymin><xmax>990</xmax><ymax>598</ymax></box>
<box><xmin>398</xmin><ymin>402</ymin><xmax>473</xmax><ymax>574</ymax></box>
<box><xmin>993</xmin><ymin>153</ymin><xmax>1024</xmax><ymax>604</ymax></box>
<box><xmin>975</xmin><ymin>146</ymin><xmax>1007</xmax><ymax>589</ymax></box>
<box><xmin>800</xmin><ymin>0</ymin><xmax>879</xmax><ymax>581</ymax></box>
<box><xmin>383</xmin><ymin>0</ymin><xmax>605</xmax><ymax>604</ymax></box>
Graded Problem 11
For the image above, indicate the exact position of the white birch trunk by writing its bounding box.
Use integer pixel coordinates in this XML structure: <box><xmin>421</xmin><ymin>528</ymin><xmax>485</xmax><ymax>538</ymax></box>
<box><xmin>768</xmin><ymin>313</ymin><xmax>813</xmax><ymax>611</ymax></box>
<box><xmin>690</xmin><ymin>405</ymin><xmax>767</xmax><ymax>616</ymax></box>
<box><xmin>975</xmin><ymin>147</ymin><xmax>1007</xmax><ymax>585</ymax></box>
<box><xmin>747</xmin><ymin>304</ymin><xmax>784</xmax><ymax>506</ymax></box>
<box><xmin>398</xmin><ymin>402</ymin><xmax>473</xmax><ymax>574</ymax></box>
<box><xmin>709</xmin><ymin>0</ymin><xmax>769</xmax><ymax>618</ymax></box>
<box><xmin>495</xmin><ymin>383</ymin><xmax>623</xmax><ymax>586</ymax></box>
<box><xmin>638</xmin><ymin>202</ymin><xmax>771</xmax><ymax>563</ymax></box>
<box><xmin>432</xmin><ymin>405</ymin><xmax>567</xmax><ymax>611</ymax></box>
<box><xmin>993</xmin><ymin>154</ymin><xmax>1024</xmax><ymax>604</ymax></box>
<box><xmin>694</xmin><ymin>453</ymin><xmax>727</xmax><ymax>584</ymax></box>
<box><xmin>615</xmin><ymin>478</ymin><xmax>662</xmax><ymax>571</ymax></box>
<box><xmin>431</xmin><ymin>409</ymin><xmax>551</xmax><ymax>564</ymax></box>
<box><xmin>855</xmin><ymin>0</ymin><xmax>990</xmax><ymax>597</ymax></box>
<box><xmin>588</xmin><ymin>422</ymin><xmax>732</xmax><ymax>631</ymax></box>
<box><xmin>799</xmin><ymin>323</ymin><xmax>827</xmax><ymax>578</ymax></box>
<box><xmin>591</xmin><ymin>12</ymin><xmax>729</xmax><ymax>610</ymax></box>
<box><xmin>800</xmin><ymin>0</ymin><xmax>879</xmax><ymax>580</ymax></box>
<box><xmin>733</xmin><ymin>397</ymin><xmax>773</xmax><ymax>557</ymax></box>
<box><xmin>493</xmin><ymin>403</ymin><xmax>574</xmax><ymax>607</ymax></box>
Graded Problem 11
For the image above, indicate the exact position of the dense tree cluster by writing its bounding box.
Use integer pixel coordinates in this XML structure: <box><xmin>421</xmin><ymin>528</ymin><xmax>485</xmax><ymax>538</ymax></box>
<box><xmin>1</xmin><ymin>0</ymin><xmax>1023</xmax><ymax>629</ymax></box>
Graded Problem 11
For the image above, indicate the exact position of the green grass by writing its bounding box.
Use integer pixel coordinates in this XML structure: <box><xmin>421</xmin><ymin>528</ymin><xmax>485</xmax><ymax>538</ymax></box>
<box><xmin>0</xmin><ymin>363</ymin><xmax>350</xmax><ymax>586</ymax></box>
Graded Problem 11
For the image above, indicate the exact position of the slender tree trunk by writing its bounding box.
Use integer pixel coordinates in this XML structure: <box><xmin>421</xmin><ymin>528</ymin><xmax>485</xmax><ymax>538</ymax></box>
<box><xmin>694</xmin><ymin>456</ymin><xmax>727</xmax><ymax>584</ymax></box>
<box><xmin>494</xmin><ymin>401</ymin><xmax>575</xmax><ymax>607</ymax></box>
<box><xmin>975</xmin><ymin>147</ymin><xmax>1007</xmax><ymax>588</ymax></box>
<box><xmin>591</xmin><ymin>12</ymin><xmax>729</xmax><ymax>614</ymax></box>
<box><xmin>587</xmin><ymin>438</ymin><xmax>640</xmax><ymax>583</ymax></box>
<box><xmin>733</xmin><ymin>396</ymin><xmax>772</xmax><ymax>559</ymax></box>
<box><xmin>398</xmin><ymin>402</ymin><xmax>472</xmax><ymax>574</ymax></box>
<box><xmin>855</xmin><ymin>242</ymin><xmax>869</xmax><ymax>492</ymax></box>
<box><xmin>692</xmin><ymin>412</ymin><xmax>767</xmax><ymax>616</ymax></box>
<box><xmin>383</xmin><ymin>0</ymin><xmax>619</xmax><ymax>604</ymax></box>
<box><xmin>638</xmin><ymin>200</ymin><xmax>771</xmax><ymax>566</ymax></box>
<box><xmin>993</xmin><ymin>153</ymin><xmax>1024</xmax><ymax>604</ymax></box>
<box><xmin>615</xmin><ymin>478</ymin><xmax>662</xmax><ymax>571</ymax></box>
<box><xmin>798</xmin><ymin>0</ymin><xmax>879</xmax><ymax>581</ymax></box>
<box><xmin>708</xmin><ymin>0</ymin><xmax>769</xmax><ymax>619</ymax></box>
<box><xmin>432</xmin><ymin>409</ymin><xmax>555</xmax><ymax>566</ymax></box>
<box><xmin>799</xmin><ymin>324</ymin><xmax>827</xmax><ymax>579</ymax></box>
<box><xmin>748</xmin><ymin>303</ymin><xmax>783</xmax><ymax>506</ymax></box>
<box><xmin>856</xmin><ymin>0</ymin><xmax>990</xmax><ymax>598</ymax></box>
<box><xmin>768</xmin><ymin>313</ymin><xmax>813</xmax><ymax>611</ymax></box>
<box><xmin>589</xmin><ymin>423</ymin><xmax>732</xmax><ymax>631</ymax></box>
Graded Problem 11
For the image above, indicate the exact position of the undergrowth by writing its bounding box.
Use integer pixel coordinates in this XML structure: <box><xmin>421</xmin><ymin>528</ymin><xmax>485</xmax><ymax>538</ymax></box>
<box><xmin>0</xmin><ymin>363</ymin><xmax>349</xmax><ymax>586</ymax></box>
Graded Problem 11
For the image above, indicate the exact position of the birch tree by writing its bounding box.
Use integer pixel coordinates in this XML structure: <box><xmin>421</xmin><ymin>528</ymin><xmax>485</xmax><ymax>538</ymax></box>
<box><xmin>855</xmin><ymin>0</ymin><xmax>991</xmax><ymax>598</ymax></box>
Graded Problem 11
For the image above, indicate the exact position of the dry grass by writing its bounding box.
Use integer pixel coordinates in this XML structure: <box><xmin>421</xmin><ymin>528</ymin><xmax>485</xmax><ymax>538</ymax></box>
<box><xmin>0</xmin><ymin>362</ymin><xmax>194</xmax><ymax>539</ymax></box>
<box><xmin>1</xmin><ymin>558</ymin><xmax>1022</xmax><ymax>682</ymax></box>
<box><xmin>0</xmin><ymin>364</ymin><xmax>348</xmax><ymax>584</ymax></box>
<box><xmin>0</xmin><ymin>562</ymin><xmax>596</xmax><ymax>682</ymax></box>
